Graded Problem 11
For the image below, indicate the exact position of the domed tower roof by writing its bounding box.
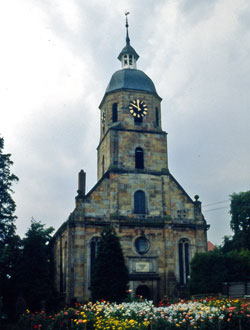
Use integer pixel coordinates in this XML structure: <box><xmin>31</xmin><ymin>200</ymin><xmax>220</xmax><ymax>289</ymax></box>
<box><xmin>105</xmin><ymin>69</ymin><xmax>158</xmax><ymax>95</ymax></box>
<box><xmin>100</xmin><ymin>12</ymin><xmax>161</xmax><ymax>104</ymax></box>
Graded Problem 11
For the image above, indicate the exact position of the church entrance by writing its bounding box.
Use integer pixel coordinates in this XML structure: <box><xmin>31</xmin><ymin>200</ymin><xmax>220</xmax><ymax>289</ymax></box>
<box><xmin>135</xmin><ymin>285</ymin><xmax>150</xmax><ymax>300</ymax></box>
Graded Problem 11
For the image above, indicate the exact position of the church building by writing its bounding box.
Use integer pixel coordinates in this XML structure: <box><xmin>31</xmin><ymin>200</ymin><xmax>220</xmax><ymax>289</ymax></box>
<box><xmin>52</xmin><ymin>17</ymin><xmax>209</xmax><ymax>303</ymax></box>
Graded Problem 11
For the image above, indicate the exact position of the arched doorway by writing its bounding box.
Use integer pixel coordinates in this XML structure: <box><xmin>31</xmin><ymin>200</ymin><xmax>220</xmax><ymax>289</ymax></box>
<box><xmin>136</xmin><ymin>285</ymin><xmax>150</xmax><ymax>300</ymax></box>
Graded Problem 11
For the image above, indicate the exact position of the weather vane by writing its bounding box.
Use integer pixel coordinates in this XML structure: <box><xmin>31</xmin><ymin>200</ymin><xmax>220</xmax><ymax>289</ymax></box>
<box><xmin>125</xmin><ymin>11</ymin><xmax>130</xmax><ymax>44</ymax></box>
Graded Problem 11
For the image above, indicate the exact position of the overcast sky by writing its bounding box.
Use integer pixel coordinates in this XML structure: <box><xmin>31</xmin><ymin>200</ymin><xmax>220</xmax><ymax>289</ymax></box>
<box><xmin>1</xmin><ymin>0</ymin><xmax>249</xmax><ymax>245</ymax></box>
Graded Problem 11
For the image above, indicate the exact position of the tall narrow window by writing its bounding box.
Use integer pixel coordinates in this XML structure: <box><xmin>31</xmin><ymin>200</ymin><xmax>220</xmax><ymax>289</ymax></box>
<box><xmin>112</xmin><ymin>103</ymin><xmax>118</xmax><ymax>122</ymax></box>
<box><xmin>124</xmin><ymin>55</ymin><xmax>128</xmax><ymax>65</ymax></box>
<box><xmin>129</xmin><ymin>54</ymin><xmax>133</xmax><ymax>65</ymax></box>
<box><xmin>102</xmin><ymin>155</ymin><xmax>105</xmax><ymax>175</ymax></box>
<box><xmin>178</xmin><ymin>238</ymin><xmax>190</xmax><ymax>285</ymax></box>
<box><xmin>155</xmin><ymin>107</ymin><xmax>159</xmax><ymax>127</ymax></box>
<box><xmin>135</xmin><ymin>147</ymin><xmax>144</xmax><ymax>169</ymax></box>
<box><xmin>59</xmin><ymin>237</ymin><xmax>63</xmax><ymax>293</ymax></box>
<box><xmin>90</xmin><ymin>237</ymin><xmax>100</xmax><ymax>285</ymax></box>
<box><xmin>63</xmin><ymin>242</ymin><xmax>67</xmax><ymax>292</ymax></box>
<box><xmin>134</xmin><ymin>190</ymin><xmax>146</xmax><ymax>214</ymax></box>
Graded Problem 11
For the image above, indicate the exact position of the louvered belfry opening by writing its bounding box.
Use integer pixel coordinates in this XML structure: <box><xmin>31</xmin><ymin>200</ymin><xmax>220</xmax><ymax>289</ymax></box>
<box><xmin>112</xmin><ymin>103</ymin><xmax>118</xmax><ymax>122</ymax></box>
<box><xmin>135</xmin><ymin>147</ymin><xmax>144</xmax><ymax>169</ymax></box>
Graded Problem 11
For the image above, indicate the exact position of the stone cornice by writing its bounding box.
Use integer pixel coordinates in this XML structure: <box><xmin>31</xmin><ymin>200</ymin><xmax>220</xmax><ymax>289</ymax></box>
<box><xmin>97</xmin><ymin>125</ymin><xmax>167</xmax><ymax>150</ymax></box>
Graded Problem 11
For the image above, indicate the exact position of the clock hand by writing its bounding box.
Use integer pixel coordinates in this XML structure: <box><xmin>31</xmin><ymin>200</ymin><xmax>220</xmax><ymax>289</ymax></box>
<box><xmin>136</xmin><ymin>100</ymin><xmax>141</xmax><ymax>110</ymax></box>
<box><xmin>132</xmin><ymin>104</ymin><xmax>140</xmax><ymax>110</ymax></box>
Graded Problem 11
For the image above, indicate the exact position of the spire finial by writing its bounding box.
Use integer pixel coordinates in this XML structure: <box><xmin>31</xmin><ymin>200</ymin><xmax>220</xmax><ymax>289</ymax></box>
<box><xmin>125</xmin><ymin>11</ymin><xmax>130</xmax><ymax>45</ymax></box>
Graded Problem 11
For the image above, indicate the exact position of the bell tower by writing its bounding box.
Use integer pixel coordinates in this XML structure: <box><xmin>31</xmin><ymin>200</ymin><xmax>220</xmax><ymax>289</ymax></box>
<box><xmin>52</xmin><ymin>14</ymin><xmax>208</xmax><ymax>305</ymax></box>
<box><xmin>97</xmin><ymin>14</ymin><xmax>168</xmax><ymax>180</ymax></box>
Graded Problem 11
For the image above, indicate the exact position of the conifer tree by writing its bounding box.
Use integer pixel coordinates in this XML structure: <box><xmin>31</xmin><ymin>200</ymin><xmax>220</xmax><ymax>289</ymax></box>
<box><xmin>0</xmin><ymin>136</ymin><xmax>18</xmax><ymax>242</ymax></box>
<box><xmin>0</xmin><ymin>136</ymin><xmax>20</xmax><ymax>320</ymax></box>
<box><xmin>91</xmin><ymin>226</ymin><xmax>129</xmax><ymax>303</ymax></box>
<box><xmin>18</xmin><ymin>219</ymin><xmax>54</xmax><ymax>311</ymax></box>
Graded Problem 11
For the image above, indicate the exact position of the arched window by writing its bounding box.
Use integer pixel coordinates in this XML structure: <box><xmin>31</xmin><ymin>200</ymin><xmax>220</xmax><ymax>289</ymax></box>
<box><xmin>178</xmin><ymin>238</ymin><xmax>190</xmax><ymax>285</ymax></box>
<box><xmin>155</xmin><ymin>107</ymin><xmax>159</xmax><ymax>127</ymax></box>
<box><xmin>90</xmin><ymin>237</ymin><xmax>100</xmax><ymax>285</ymax></box>
<box><xmin>135</xmin><ymin>147</ymin><xmax>144</xmax><ymax>169</ymax></box>
<box><xmin>134</xmin><ymin>190</ymin><xmax>146</xmax><ymax>214</ymax></box>
<box><xmin>112</xmin><ymin>103</ymin><xmax>118</xmax><ymax>122</ymax></box>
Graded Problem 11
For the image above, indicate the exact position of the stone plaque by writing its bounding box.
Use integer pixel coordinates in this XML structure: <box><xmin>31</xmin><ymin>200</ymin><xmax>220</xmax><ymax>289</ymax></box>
<box><xmin>135</xmin><ymin>262</ymin><xmax>150</xmax><ymax>272</ymax></box>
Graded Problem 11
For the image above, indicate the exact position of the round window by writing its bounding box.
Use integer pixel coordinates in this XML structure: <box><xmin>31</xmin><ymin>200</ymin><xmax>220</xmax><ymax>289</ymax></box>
<box><xmin>135</xmin><ymin>237</ymin><xmax>149</xmax><ymax>255</ymax></box>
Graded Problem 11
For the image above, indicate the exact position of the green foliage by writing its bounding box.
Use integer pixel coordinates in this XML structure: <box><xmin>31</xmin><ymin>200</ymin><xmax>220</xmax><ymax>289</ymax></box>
<box><xmin>0</xmin><ymin>136</ymin><xmax>21</xmax><ymax>321</ymax></box>
<box><xmin>189</xmin><ymin>249</ymin><xmax>250</xmax><ymax>294</ymax></box>
<box><xmin>0</xmin><ymin>136</ymin><xmax>19</xmax><ymax>241</ymax></box>
<box><xmin>18</xmin><ymin>219</ymin><xmax>54</xmax><ymax>311</ymax></box>
<box><xmin>190</xmin><ymin>191</ymin><xmax>250</xmax><ymax>296</ymax></box>
<box><xmin>230</xmin><ymin>191</ymin><xmax>250</xmax><ymax>234</ymax></box>
<box><xmin>91</xmin><ymin>226</ymin><xmax>129</xmax><ymax>303</ymax></box>
<box><xmin>222</xmin><ymin>191</ymin><xmax>250</xmax><ymax>252</ymax></box>
<box><xmin>0</xmin><ymin>136</ymin><xmax>20</xmax><ymax>284</ymax></box>
<box><xmin>18</xmin><ymin>299</ymin><xmax>250</xmax><ymax>330</ymax></box>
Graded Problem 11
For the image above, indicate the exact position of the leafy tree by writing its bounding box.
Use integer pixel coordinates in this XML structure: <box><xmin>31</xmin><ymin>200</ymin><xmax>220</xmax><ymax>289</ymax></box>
<box><xmin>222</xmin><ymin>191</ymin><xmax>250</xmax><ymax>252</ymax></box>
<box><xmin>189</xmin><ymin>249</ymin><xmax>250</xmax><ymax>294</ymax></box>
<box><xmin>18</xmin><ymin>219</ymin><xmax>54</xmax><ymax>311</ymax></box>
<box><xmin>91</xmin><ymin>226</ymin><xmax>129</xmax><ymax>303</ymax></box>
<box><xmin>230</xmin><ymin>191</ymin><xmax>250</xmax><ymax>249</ymax></box>
<box><xmin>0</xmin><ymin>136</ymin><xmax>21</xmax><ymax>320</ymax></box>
<box><xmin>230</xmin><ymin>191</ymin><xmax>250</xmax><ymax>234</ymax></box>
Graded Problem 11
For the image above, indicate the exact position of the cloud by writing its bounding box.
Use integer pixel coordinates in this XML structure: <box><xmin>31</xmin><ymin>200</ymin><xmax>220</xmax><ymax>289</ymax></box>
<box><xmin>1</xmin><ymin>0</ymin><xmax>249</xmax><ymax>245</ymax></box>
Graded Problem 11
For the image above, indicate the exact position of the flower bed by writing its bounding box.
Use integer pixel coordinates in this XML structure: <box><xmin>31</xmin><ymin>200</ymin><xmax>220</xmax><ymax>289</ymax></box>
<box><xmin>18</xmin><ymin>297</ymin><xmax>250</xmax><ymax>329</ymax></box>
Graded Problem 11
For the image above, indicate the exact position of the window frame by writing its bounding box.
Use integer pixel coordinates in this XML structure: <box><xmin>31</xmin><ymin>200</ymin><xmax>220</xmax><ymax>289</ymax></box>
<box><xmin>135</xmin><ymin>147</ymin><xmax>144</xmax><ymax>169</ymax></box>
<box><xmin>155</xmin><ymin>107</ymin><xmax>159</xmax><ymax>127</ymax></box>
<box><xmin>90</xmin><ymin>236</ymin><xmax>100</xmax><ymax>286</ymax></box>
<box><xmin>134</xmin><ymin>190</ymin><xmax>146</xmax><ymax>214</ymax></box>
<box><xmin>178</xmin><ymin>238</ymin><xmax>190</xmax><ymax>285</ymax></box>
<box><xmin>112</xmin><ymin>103</ymin><xmax>118</xmax><ymax>123</ymax></box>
<box><xmin>134</xmin><ymin>236</ymin><xmax>150</xmax><ymax>255</ymax></box>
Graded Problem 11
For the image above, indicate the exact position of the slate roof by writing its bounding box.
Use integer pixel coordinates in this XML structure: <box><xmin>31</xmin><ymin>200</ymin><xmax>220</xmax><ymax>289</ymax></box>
<box><xmin>105</xmin><ymin>68</ymin><xmax>159</xmax><ymax>96</ymax></box>
<box><xmin>118</xmin><ymin>43</ymin><xmax>139</xmax><ymax>61</ymax></box>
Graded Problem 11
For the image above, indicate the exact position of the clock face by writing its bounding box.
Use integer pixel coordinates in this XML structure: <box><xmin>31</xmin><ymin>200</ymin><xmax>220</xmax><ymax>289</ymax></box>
<box><xmin>129</xmin><ymin>99</ymin><xmax>148</xmax><ymax>118</ymax></box>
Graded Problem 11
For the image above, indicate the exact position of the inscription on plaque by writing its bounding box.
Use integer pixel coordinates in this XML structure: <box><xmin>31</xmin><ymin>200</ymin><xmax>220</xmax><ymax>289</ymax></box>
<box><xmin>135</xmin><ymin>262</ymin><xmax>150</xmax><ymax>272</ymax></box>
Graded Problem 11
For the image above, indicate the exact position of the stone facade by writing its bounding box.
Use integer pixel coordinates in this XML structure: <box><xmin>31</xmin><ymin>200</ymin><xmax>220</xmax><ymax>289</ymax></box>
<box><xmin>52</xmin><ymin>32</ymin><xmax>209</xmax><ymax>304</ymax></box>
